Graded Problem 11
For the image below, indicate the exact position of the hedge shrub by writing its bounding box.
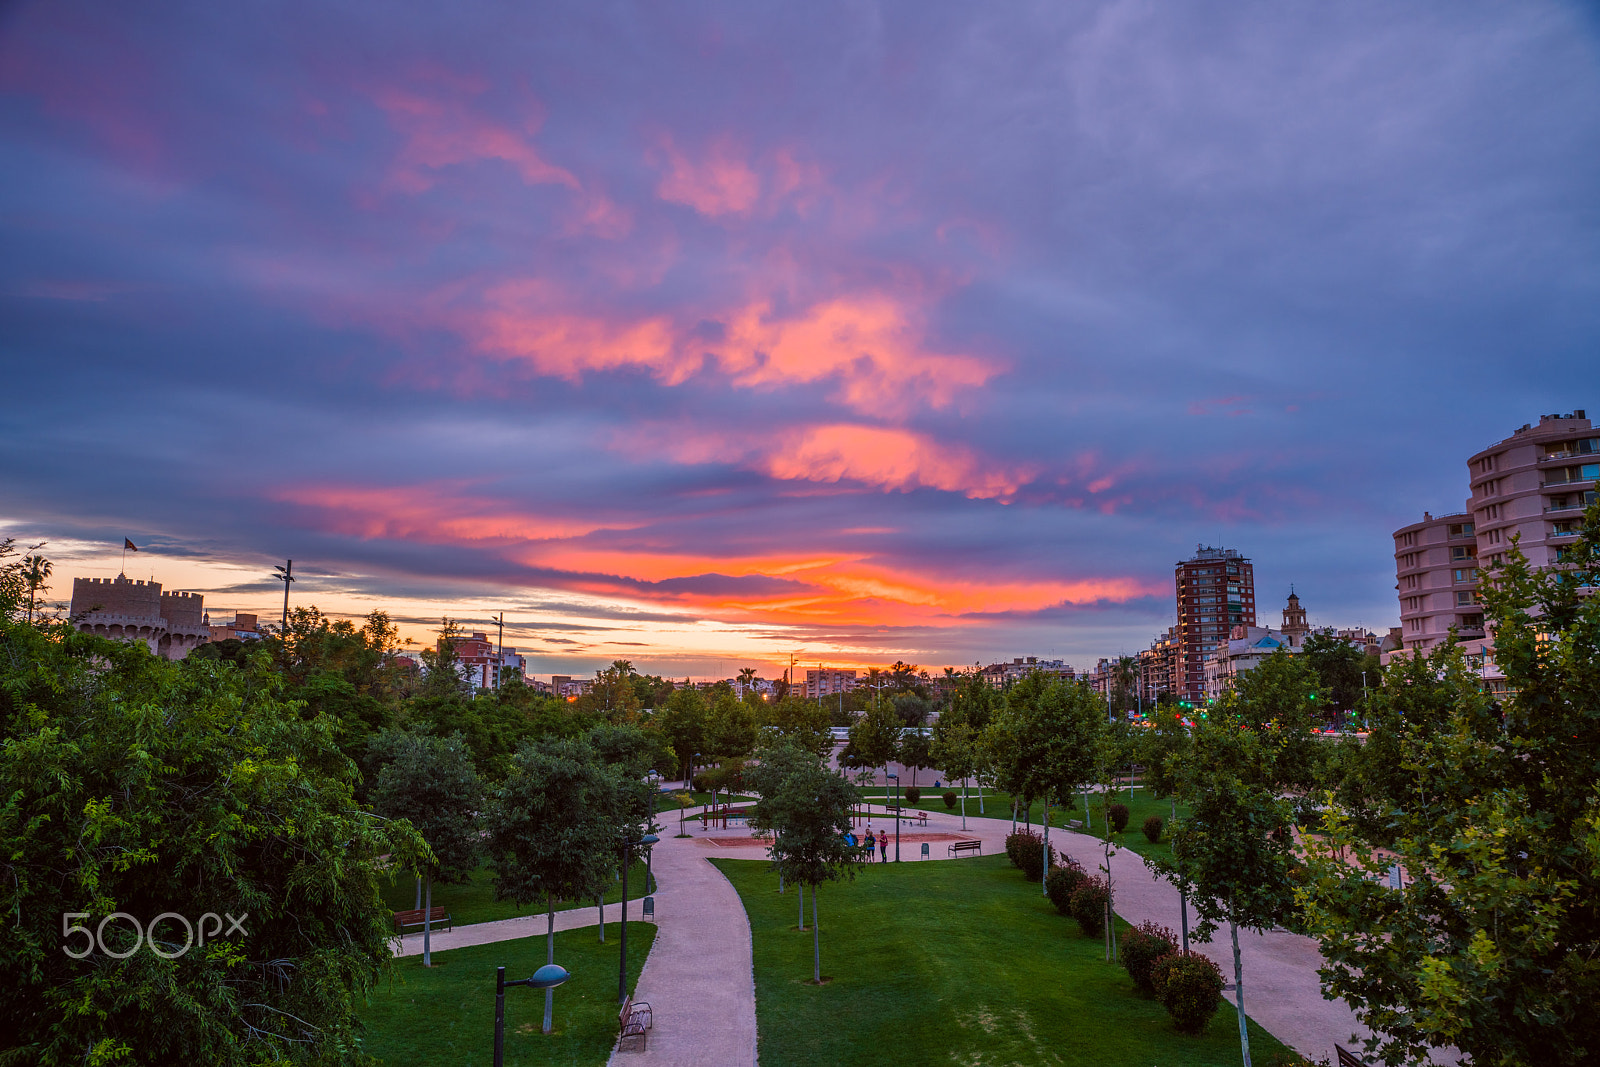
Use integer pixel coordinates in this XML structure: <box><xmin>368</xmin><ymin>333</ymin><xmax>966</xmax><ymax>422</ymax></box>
<box><xmin>904</xmin><ymin>786</ymin><xmax>921</xmax><ymax>805</ymax></box>
<box><xmin>1044</xmin><ymin>858</ymin><xmax>1088</xmax><ymax>915</ymax></box>
<box><xmin>1142</xmin><ymin>814</ymin><xmax>1164</xmax><ymax>843</ymax></box>
<box><xmin>1107</xmin><ymin>802</ymin><xmax>1130</xmax><ymax>832</ymax></box>
<box><xmin>1068</xmin><ymin>875</ymin><xmax>1109</xmax><ymax>937</ymax></box>
<box><xmin>1014</xmin><ymin>831</ymin><xmax>1055</xmax><ymax>882</ymax></box>
<box><xmin>942</xmin><ymin>790</ymin><xmax>958</xmax><ymax>808</ymax></box>
<box><xmin>1120</xmin><ymin>921</ymin><xmax>1180</xmax><ymax>995</ymax></box>
<box><xmin>1152</xmin><ymin>951</ymin><xmax>1225</xmax><ymax>1034</ymax></box>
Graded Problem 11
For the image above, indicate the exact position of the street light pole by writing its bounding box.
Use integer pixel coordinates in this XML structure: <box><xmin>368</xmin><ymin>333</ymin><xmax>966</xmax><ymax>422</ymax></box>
<box><xmin>271</xmin><ymin>560</ymin><xmax>295</xmax><ymax>633</ymax></box>
<box><xmin>495</xmin><ymin>611</ymin><xmax>505</xmax><ymax>691</ymax></box>
<box><xmin>495</xmin><ymin>962</ymin><xmax>570</xmax><ymax>1064</ymax></box>
<box><xmin>887</xmin><ymin>772</ymin><xmax>900</xmax><ymax>861</ymax></box>
<box><xmin>618</xmin><ymin>833</ymin><xmax>659</xmax><ymax>1005</ymax></box>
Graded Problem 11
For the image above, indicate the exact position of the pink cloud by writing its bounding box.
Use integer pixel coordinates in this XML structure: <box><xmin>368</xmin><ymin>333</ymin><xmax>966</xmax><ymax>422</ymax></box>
<box><xmin>466</xmin><ymin>286</ymin><xmax>997</xmax><ymax>415</ymax></box>
<box><xmin>654</xmin><ymin>134</ymin><xmax>761</xmax><ymax>216</ymax></box>
<box><xmin>622</xmin><ymin>422</ymin><xmax>1038</xmax><ymax>501</ymax></box>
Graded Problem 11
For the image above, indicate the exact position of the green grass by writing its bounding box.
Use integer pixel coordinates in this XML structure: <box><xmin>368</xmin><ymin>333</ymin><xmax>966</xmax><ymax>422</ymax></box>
<box><xmin>713</xmin><ymin>854</ymin><xmax>1287</xmax><ymax>1067</ymax></box>
<box><xmin>358</xmin><ymin>921</ymin><xmax>654</xmax><ymax>1066</ymax></box>
<box><xmin>382</xmin><ymin>861</ymin><xmax>653</xmax><ymax>927</ymax></box>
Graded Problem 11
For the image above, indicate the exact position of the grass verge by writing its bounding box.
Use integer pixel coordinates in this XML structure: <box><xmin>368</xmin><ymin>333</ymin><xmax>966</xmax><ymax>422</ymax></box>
<box><xmin>358</xmin><ymin>921</ymin><xmax>654</xmax><ymax>1067</ymax></box>
<box><xmin>713</xmin><ymin>853</ymin><xmax>1286</xmax><ymax>1067</ymax></box>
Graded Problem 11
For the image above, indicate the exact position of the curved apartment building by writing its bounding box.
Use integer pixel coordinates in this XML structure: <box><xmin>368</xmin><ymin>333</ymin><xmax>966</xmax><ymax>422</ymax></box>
<box><xmin>1469</xmin><ymin>411</ymin><xmax>1595</xmax><ymax>572</ymax></box>
<box><xmin>1389</xmin><ymin>409</ymin><xmax>1594</xmax><ymax>660</ymax></box>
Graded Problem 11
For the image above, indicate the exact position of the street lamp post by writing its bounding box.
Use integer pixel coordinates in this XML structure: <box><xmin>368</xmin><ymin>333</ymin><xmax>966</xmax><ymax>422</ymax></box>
<box><xmin>887</xmin><ymin>772</ymin><xmax>900</xmax><ymax>861</ymax></box>
<box><xmin>494</xmin><ymin>962</ymin><xmax>569</xmax><ymax>1064</ymax></box>
<box><xmin>618</xmin><ymin>832</ymin><xmax>659</xmax><ymax>1005</ymax></box>
<box><xmin>270</xmin><ymin>560</ymin><xmax>294</xmax><ymax>633</ymax></box>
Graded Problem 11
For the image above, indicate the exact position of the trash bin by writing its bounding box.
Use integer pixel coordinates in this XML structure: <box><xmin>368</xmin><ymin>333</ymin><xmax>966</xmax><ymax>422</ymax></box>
<box><xmin>920</xmin><ymin>843</ymin><xmax>929</xmax><ymax>860</ymax></box>
<box><xmin>643</xmin><ymin>896</ymin><xmax>655</xmax><ymax>920</ymax></box>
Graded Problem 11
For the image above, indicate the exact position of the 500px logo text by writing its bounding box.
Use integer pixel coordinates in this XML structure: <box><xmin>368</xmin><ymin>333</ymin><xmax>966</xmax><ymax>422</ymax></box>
<box><xmin>62</xmin><ymin>911</ymin><xmax>248</xmax><ymax>959</ymax></box>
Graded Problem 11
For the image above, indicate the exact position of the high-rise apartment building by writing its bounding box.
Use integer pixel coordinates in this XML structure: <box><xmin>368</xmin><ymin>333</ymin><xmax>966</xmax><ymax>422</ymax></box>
<box><xmin>1174</xmin><ymin>545</ymin><xmax>1256</xmax><ymax>703</ymax></box>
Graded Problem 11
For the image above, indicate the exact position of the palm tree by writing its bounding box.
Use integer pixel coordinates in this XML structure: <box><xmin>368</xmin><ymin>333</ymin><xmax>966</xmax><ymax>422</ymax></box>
<box><xmin>22</xmin><ymin>554</ymin><xmax>51</xmax><ymax>624</ymax></box>
<box><xmin>737</xmin><ymin>667</ymin><xmax>758</xmax><ymax>693</ymax></box>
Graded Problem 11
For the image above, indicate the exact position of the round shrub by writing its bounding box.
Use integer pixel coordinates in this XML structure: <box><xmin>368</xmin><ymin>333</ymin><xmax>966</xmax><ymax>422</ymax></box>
<box><xmin>1004</xmin><ymin>830</ymin><xmax>1034</xmax><ymax>869</ymax></box>
<box><xmin>1152</xmin><ymin>951</ymin><xmax>1225</xmax><ymax>1034</ymax></box>
<box><xmin>1120</xmin><ymin>921</ymin><xmax>1180</xmax><ymax>996</ymax></box>
<box><xmin>1013</xmin><ymin>831</ymin><xmax>1055</xmax><ymax>882</ymax></box>
<box><xmin>904</xmin><ymin>786</ymin><xmax>921</xmax><ymax>805</ymax></box>
<box><xmin>1044</xmin><ymin>857</ymin><xmax>1088</xmax><ymax>915</ymax></box>
<box><xmin>1142</xmin><ymin>814</ymin><xmax>1164</xmax><ymax>843</ymax></box>
<box><xmin>942</xmin><ymin>790</ymin><xmax>958</xmax><ymax>808</ymax></box>
<box><xmin>1068</xmin><ymin>875</ymin><xmax>1110</xmax><ymax>937</ymax></box>
<box><xmin>1108</xmin><ymin>802</ymin><xmax>1130</xmax><ymax>833</ymax></box>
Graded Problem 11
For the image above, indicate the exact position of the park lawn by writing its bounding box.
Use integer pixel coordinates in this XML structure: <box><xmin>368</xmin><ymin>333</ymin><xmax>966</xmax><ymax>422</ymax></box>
<box><xmin>713</xmin><ymin>854</ymin><xmax>1288</xmax><ymax>1067</ymax></box>
<box><xmin>358</xmin><ymin>921</ymin><xmax>654</xmax><ymax>1067</ymax></box>
<box><xmin>382</xmin><ymin>860</ymin><xmax>652</xmax><ymax>927</ymax></box>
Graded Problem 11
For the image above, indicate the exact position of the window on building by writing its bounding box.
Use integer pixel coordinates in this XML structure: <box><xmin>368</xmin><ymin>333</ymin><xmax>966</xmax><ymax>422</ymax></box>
<box><xmin>1485</xmin><ymin>503</ymin><xmax>1499</xmax><ymax>520</ymax></box>
<box><xmin>1450</xmin><ymin>545</ymin><xmax>1476</xmax><ymax>561</ymax></box>
<box><xmin>1448</xmin><ymin>523</ymin><xmax>1475</xmax><ymax>538</ymax></box>
<box><xmin>1459</xmin><ymin>614</ymin><xmax>1484</xmax><ymax>630</ymax></box>
<box><xmin>1453</xmin><ymin>568</ymin><xmax>1477</xmax><ymax>584</ymax></box>
<box><xmin>1455</xmin><ymin>590</ymin><xmax>1477</xmax><ymax>606</ymax></box>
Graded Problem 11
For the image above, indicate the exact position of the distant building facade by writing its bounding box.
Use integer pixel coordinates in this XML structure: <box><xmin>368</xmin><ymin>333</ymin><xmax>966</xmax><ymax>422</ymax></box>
<box><xmin>443</xmin><ymin>631</ymin><xmax>527</xmax><ymax>689</ymax></box>
<box><xmin>979</xmin><ymin>657</ymin><xmax>1075</xmax><ymax>688</ymax></box>
<box><xmin>799</xmin><ymin>668</ymin><xmax>857</xmax><ymax>699</ymax></box>
<box><xmin>70</xmin><ymin>575</ymin><xmax>209</xmax><ymax>660</ymax></box>
<box><xmin>207</xmin><ymin>612</ymin><xmax>263</xmax><ymax>643</ymax></box>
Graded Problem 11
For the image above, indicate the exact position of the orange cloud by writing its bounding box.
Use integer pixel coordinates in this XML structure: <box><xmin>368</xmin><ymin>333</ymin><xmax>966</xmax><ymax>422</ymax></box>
<box><xmin>275</xmin><ymin>483</ymin><xmax>636</xmax><ymax>544</ymax></box>
<box><xmin>273</xmin><ymin>481</ymin><xmax>1158</xmax><ymax>631</ymax></box>
<box><xmin>469</xmin><ymin>288</ymin><xmax>996</xmax><ymax>415</ymax></box>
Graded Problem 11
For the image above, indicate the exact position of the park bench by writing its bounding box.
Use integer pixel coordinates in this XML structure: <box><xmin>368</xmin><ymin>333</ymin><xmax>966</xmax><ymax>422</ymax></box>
<box><xmin>391</xmin><ymin>907</ymin><xmax>452</xmax><ymax>935</ymax></box>
<box><xmin>1334</xmin><ymin>1045</ymin><xmax>1367</xmax><ymax>1067</ymax></box>
<box><xmin>617</xmin><ymin>995</ymin><xmax>653</xmax><ymax>1052</ymax></box>
<box><xmin>947</xmin><ymin>840</ymin><xmax>982</xmax><ymax>857</ymax></box>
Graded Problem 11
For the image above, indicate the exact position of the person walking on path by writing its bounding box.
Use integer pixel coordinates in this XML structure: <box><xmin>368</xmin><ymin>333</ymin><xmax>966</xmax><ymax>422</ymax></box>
<box><xmin>864</xmin><ymin>829</ymin><xmax>876</xmax><ymax>861</ymax></box>
<box><xmin>878</xmin><ymin>829</ymin><xmax>889</xmax><ymax>863</ymax></box>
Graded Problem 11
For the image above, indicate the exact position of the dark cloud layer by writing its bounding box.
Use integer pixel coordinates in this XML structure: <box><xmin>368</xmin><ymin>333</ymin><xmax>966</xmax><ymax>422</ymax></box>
<box><xmin>2</xmin><ymin>1</ymin><xmax>1597</xmax><ymax>675</ymax></box>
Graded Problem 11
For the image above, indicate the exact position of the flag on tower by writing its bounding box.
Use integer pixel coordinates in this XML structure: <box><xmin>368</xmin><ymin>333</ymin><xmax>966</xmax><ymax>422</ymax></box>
<box><xmin>124</xmin><ymin>538</ymin><xmax>139</xmax><ymax>552</ymax></box>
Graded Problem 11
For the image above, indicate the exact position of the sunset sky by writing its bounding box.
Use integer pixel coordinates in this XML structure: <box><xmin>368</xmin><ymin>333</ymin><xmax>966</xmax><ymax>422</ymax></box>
<box><xmin>3</xmin><ymin>2</ymin><xmax>1598</xmax><ymax>680</ymax></box>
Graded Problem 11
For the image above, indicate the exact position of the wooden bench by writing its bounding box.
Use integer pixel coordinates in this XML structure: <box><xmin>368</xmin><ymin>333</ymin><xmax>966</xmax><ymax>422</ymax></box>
<box><xmin>617</xmin><ymin>994</ymin><xmax>653</xmax><ymax>1053</ymax></box>
<box><xmin>391</xmin><ymin>907</ymin><xmax>452</xmax><ymax>935</ymax></box>
<box><xmin>1334</xmin><ymin>1045</ymin><xmax>1366</xmax><ymax>1067</ymax></box>
<box><xmin>947</xmin><ymin>840</ymin><xmax>982</xmax><ymax>857</ymax></box>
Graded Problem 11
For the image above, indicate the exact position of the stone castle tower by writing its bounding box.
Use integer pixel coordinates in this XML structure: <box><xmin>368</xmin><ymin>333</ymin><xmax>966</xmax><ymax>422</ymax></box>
<box><xmin>70</xmin><ymin>575</ymin><xmax>208</xmax><ymax>660</ymax></box>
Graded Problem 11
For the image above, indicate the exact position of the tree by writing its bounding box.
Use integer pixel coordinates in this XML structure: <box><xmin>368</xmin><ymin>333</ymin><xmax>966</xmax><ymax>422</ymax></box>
<box><xmin>993</xmin><ymin>673</ymin><xmax>1104</xmax><ymax>894</ymax></box>
<box><xmin>370</xmin><ymin>732</ymin><xmax>484</xmax><ymax>967</ymax></box>
<box><xmin>1300</xmin><ymin>631</ymin><xmax>1368</xmax><ymax>719</ymax></box>
<box><xmin>653</xmin><ymin>686</ymin><xmax>708</xmax><ymax>781</ymax></box>
<box><xmin>0</xmin><ymin>611</ymin><xmax>427</xmax><ymax>1066</ymax></box>
<box><xmin>1301</xmin><ymin>512</ymin><xmax>1600</xmax><ymax>1067</ymax></box>
<box><xmin>705</xmin><ymin>690</ymin><xmax>759</xmax><ymax>762</ymax></box>
<box><xmin>21</xmin><ymin>551</ymin><xmax>51</xmax><ymax>624</ymax></box>
<box><xmin>1229</xmin><ymin>648</ymin><xmax>1321</xmax><ymax>793</ymax></box>
<box><xmin>745</xmin><ymin>741</ymin><xmax>862</xmax><ymax>983</ymax></box>
<box><xmin>842</xmin><ymin>698</ymin><xmax>902</xmax><ymax>799</ymax></box>
<box><xmin>897</xmin><ymin>730</ymin><xmax>932</xmax><ymax>787</ymax></box>
<box><xmin>763</xmin><ymin>695</ymin><xmax>832</xmax><ymax>758</ymax></box>
<box><xmin>576</xmin><ymin>661</ymin><xmax>644</xmax><ymax>721</ymax></box>
<box><xmin>1151</xmin><ymin>712</ymin><xmax>1297</xmax><ymax>1067</ymax></box>
<box><xmin>486</xmin><ymin>737</ymin><xmax>633</xmax><ymax>1022</ymax></box>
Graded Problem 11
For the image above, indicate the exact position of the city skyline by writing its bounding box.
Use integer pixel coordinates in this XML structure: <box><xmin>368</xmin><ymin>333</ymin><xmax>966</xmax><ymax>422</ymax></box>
<box><xmin>4</xmin><ymin>2</ymin><xmax>1598</xmax><ymax>679</ymax></box>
